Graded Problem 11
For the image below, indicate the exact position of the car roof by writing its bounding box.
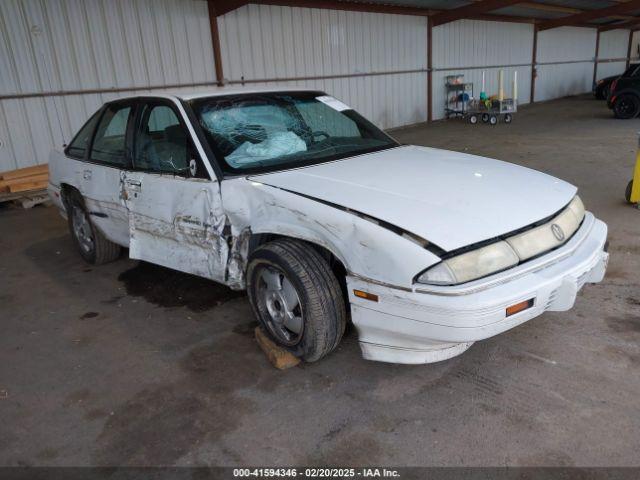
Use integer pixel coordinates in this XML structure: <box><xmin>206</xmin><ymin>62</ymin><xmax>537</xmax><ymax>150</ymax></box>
<box><xmin>113</xmin><ymin>86</ymin><xmax>324</xmax><ymax>103</ymax></box>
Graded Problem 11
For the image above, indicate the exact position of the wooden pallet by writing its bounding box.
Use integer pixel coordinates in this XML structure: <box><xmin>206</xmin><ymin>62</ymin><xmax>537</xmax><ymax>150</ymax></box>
<box><xmin>0</xmin><ymin>164</ymin><xmax>50</xmax><ymax>208</ymax></box>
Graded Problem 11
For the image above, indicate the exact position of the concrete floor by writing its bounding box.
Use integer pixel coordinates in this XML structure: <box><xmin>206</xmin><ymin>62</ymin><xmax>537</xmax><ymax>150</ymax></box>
<box><xmin>1</xmin><ymin>96</ymin><xmax>639</xmax><ymax>467</ymax></box>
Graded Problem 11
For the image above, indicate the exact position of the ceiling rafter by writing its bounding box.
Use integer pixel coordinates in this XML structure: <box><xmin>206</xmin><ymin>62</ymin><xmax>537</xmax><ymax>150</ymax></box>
<box><xmin>431</xmin><ymin>0</ymin><xmax>524</xmax><ymax>27</ymax></box>
<box><xmin>209</xmin><ymin>0</ymin><xmax>640</xmax><ymax>30</ymax></box>
<box><xmin>599</xmin><ymin>19</ymin><xmax>640</xmax><ymax>31</ymax></box>
<box><xmin>538</xmin><ymin>0</ymin><xmax>640</xmax><ymax>31</ymax></box>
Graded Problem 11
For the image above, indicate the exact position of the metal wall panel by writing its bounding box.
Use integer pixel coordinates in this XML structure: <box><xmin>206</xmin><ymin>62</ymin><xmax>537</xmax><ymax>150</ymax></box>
<box><xmin>596</xmin><ymin>30</ymin><xmax>631</xmax><ymax>81</ymax></box>
<box><xmin>217</xmin><ymin>4</ymin><xmax>428</xmax><ymax>130</ymax></box>
<box><xmin>0</xmin><ymin>0</ymin><xmax>215</xmax><ymax>172</ymax></box>
<box><xmin>535</xmin><ymin>27</ymin><xmax>597</xmax><ymax>102</ymax></box>
<box><xmin>431</xmin><ymin>19</ymin><xmax>534</xmax><ymax>120</ymax></box>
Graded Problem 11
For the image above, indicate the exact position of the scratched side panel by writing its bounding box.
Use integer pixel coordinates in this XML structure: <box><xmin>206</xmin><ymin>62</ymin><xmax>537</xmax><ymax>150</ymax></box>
<box><xmin>221</xmin><ymin>177</ymin><xmax>442</xmax><ymax>289</ymax></box>
<box><xmin>124</xmin><ymin>173</ymin><xmax>229</xmax><ymax>283</ymax></box>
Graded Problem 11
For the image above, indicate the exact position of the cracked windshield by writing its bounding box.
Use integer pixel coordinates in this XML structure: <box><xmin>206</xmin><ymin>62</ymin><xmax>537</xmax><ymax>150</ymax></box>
<box><xmin>192</xmin><ymin>91</ymin><xmax>397</xmax><ymax>173</ymax></box>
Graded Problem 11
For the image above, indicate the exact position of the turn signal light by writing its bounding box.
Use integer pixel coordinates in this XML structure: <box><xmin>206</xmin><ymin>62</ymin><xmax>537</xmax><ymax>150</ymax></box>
<box><xmin>353</xmin><ymin>290</ymin><xmax>379</xmax><ymax>302</ymax></box>
<box><xmin>506</xmin><ymin>298</ymin><xmax>534</xmax><ymax>317</ymax></box>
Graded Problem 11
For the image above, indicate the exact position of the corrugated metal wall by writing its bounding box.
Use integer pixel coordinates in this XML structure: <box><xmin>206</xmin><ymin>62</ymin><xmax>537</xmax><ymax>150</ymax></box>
<box><xmin>0</xmin><ymin>2</ymin><xmax>632</xmax><ymax>172</ymax></box>
<box><xmin>535</xmin><ymin>27</ymin><xmax>597</xmax><ymax>102</ymax></box>
<box><xmin>432</xmin><ymin>19</ymin><xmax>533</xmax><ymax>120</ymax></box>
<box><xmin>0</xmin><ymin>0</ymin><xmax>215</xmax><ymax>172</ymax></box>
<box><xmin>597</xmin><ymin>29</ymin><xmax>630</xmax><ymax>80</ymax></box>
<box><xmin>217</xmin><ymin>4</ymin><xmax>428</xmax><ymax>130</ymax></box>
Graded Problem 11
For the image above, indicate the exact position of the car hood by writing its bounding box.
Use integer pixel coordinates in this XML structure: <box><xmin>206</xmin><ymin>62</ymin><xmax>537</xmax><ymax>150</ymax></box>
<box><xmin>248</xmin><ymin>145</ymin><xmax>577</xmax><ymax>252</ymax></box>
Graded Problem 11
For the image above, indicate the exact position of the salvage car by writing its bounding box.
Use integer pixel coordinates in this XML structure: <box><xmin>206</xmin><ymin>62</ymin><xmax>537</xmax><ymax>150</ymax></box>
<box><xmin>48</xmin><ymin>89</ymin><xmax>609</xmax><ymax>364</ymax></box>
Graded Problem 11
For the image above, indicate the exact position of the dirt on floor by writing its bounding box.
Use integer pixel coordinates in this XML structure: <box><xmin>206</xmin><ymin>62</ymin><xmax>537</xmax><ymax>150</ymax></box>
<box><xmin>0</xmin><ymin>95</ymin><xmax>639</xmax><ymax>467</ymax></box>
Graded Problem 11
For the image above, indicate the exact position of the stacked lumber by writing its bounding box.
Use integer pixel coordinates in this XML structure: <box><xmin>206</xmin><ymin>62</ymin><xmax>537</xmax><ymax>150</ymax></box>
<box><xmin>0</xmin><ymin>164</ymin><xmax>48</xmax><ymax>194</ymax></box>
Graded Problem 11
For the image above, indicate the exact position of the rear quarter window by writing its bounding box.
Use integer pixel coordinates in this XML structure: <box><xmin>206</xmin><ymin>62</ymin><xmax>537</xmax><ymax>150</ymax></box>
<box><xmin>65</xmin><ymin>110</ymin><xmax>102</xmax><ymax>160</ymax></box>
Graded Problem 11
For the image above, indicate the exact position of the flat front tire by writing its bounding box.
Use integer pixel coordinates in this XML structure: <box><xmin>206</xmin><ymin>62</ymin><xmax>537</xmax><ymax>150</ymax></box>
<box><xmin>67</xmin><ymin>192</ymin><xmax>120</xmax><ymax>265</ymax></box>
<box><xmin>247</xmin><ymin>239</ymin><xmax>346</xmax><ymax>362</ymax></box>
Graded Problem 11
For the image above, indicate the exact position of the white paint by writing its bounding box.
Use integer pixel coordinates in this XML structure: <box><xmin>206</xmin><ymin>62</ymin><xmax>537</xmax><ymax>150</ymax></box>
<box><xmin>251</xmin><ymin>144</ymin><xmax>577</xmax><ymax>252</ymax></box>
<box><xmin>48</xmin><ymin>89</ymin><xmax>610</xmax><ymax>364</ymax></box>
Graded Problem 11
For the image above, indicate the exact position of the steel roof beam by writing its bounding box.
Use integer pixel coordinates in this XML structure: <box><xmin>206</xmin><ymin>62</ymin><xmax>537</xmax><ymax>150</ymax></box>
<box><xmin>431</xmin><ymin>0</ymin><xmax>526</xmax><ymax>27</ymax></box>
<box><xmin>538</xmin><ymin>1</ymin><xmax>640</xmax><ymax>31</ymax></box>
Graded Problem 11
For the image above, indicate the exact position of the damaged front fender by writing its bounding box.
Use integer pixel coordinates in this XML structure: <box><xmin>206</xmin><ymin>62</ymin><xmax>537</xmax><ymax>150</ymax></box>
<box><xmin>220</xmin><ymin>178</ymin><xmax>442</xmax><ymax>289</ymax></box>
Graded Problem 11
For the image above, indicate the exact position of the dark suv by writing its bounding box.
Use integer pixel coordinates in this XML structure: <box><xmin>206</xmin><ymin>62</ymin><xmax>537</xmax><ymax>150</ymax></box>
<box><xmin>608</xmin><ymin>64</ymin><xmax>640</xmax><ymax>119</ymax></box>
<box><xmin>594</xmin><ymin>63</ymin><xmax>639</xmax><ymax>100</ymax></box>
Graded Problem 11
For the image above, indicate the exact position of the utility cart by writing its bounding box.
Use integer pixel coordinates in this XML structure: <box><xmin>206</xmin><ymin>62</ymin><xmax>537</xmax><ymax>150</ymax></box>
<box><xmin>444</xmin><ymin>75</ymin><xmax>473</xmax><ymax>119</ymax></box>
<box><xmin>467</xmin><ymin>97</ymin><xmax>517</xmax><ymax>126</ymax></box>
<box><xmin>446</xmin><ymin>70</ymin><xmax>519</xmax><ymax>126</ymax></box>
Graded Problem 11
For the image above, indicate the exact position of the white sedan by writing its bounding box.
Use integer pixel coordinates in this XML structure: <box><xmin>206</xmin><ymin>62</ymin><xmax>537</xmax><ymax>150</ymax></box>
<box><xmin>48</xmin><ymin>88</ymin><xmax>609</xmax><ymax>364</ymax></box>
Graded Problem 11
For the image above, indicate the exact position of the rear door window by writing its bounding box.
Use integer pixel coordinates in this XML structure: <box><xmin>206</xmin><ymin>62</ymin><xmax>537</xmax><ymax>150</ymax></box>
<box><xmin>90</xmin><ymin>104</ymin><xmax>132</xmax><ymax>167</ymax></box>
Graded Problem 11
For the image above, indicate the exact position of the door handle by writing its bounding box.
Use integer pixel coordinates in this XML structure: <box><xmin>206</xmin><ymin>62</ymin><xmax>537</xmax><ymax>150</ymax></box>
<box><xmin>83</xmin><ymin>169</ymin><xmax>92</xmax><ymax>180</ymax></box>
<box><xmin>126</xmin><ymin>179</ymin><xmax>142</xmax><ymax>187</ymax></box>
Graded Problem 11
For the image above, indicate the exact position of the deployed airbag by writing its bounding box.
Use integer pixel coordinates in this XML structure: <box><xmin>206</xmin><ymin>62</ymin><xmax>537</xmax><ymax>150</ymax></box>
<box><xmin>226</xmin><ymin>131</ymin><xmax>307</xmax><ymax>167</ymax></box>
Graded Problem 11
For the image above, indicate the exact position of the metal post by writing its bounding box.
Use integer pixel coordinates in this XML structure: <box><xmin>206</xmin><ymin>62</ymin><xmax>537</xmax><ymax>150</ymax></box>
<box><xmin>593</xmin><ymin>29</ymin><xmax>600</xmax><ymax>87</ymax></box>
<box><xmin>627</xmin><ymin>29</ymin><xmax>634</xmax><ymax>70</ymax></box>
<box><xmin>427</xmin><ymin>16</ymin><xmax>433</xmax><ymax>122</ymax></box>
<box><xmin>208</xmin><ymin>1</ymin><xmax>226</xmax><ymax>86</ymax></box>
<box><xmin>530</xmin><ymin>25</ymin><xmax>538</xmax><ymax>104</ymax></box>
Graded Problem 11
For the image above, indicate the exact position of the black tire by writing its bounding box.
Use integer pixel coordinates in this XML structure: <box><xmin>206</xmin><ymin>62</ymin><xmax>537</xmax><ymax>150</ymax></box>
<box><xmin>489</xmin><ymin>115</ymin><xmax>498</xmax><ymax>125</ymax></box>
<box><xmin>246</xmin><ymin>239</ymin><xmax>346</xmax><ymax>362</ymax></box>
<box><xmin>503</xmin><ymin>113</ymin><xmax>512</xmax><ymax>124</ymax></box>
<box><xmin>613</xmin><ymin>94</ymin><xmax>640</xmax><ymax>119</ymax></box>
<box><xmin>481</xmin><ymin>113</ymin><xmax>489</xmax><ymax>123</ymax></box>
<box><xmin>468</xmin><ymin>114</ymin><xmax>478</xmax><ymax>124</ymax></box>
<box><xmin>626</xmin><ymin>180</ymin><xmax>634</xmax><ymax>203</ymax></box>
<box><xmin>66</xmin><ymin>191</ymin><xmax>121</xmax><ymax>265</ymax></box>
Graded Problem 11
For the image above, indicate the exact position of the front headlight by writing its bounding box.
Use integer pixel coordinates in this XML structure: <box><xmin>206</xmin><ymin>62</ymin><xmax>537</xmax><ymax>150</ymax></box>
<box><xmin>417</xmin><ymin>241</ymin><xmax>519</xmax><ymax>285</ymax></box>
<box><xmin>417</xmin><ymin>196</ymin><xmax>586</xmax><ymax>286</ymax></box>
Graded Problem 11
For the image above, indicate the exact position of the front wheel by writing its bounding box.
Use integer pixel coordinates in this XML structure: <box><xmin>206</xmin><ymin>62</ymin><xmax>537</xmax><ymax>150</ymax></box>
<box><xmin>613</xmin><ymin>94</ymin><xmax>640</xmax><ymax>119</ymax></box>
<box><xmin>247</xmin><ymin>239</ymin><xmax>346</xmax><ymax>362</ymax></box>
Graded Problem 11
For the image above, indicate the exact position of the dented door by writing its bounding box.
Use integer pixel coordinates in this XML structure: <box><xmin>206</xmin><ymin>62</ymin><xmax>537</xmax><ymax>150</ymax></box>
<box><xmin>123</xmin><ymin>98</ymin><xmax>229</xmax><ymax>283</ymax></box>
<box><xmin>123</xmin><ymin>173</ymin><xmax>228</xmax><ymax>282</ymax></box>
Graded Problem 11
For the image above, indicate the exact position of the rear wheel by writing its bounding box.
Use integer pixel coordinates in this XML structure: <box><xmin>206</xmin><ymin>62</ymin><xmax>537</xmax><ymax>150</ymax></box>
<box><xmin>489</xmin><ymin>115</ymin><xmax>498</xmax><ymax>125</ymax></box>
<box><xmin>613</xmin><ymin>94</ymin><xmax>640</xmax><ymax>119</ymax></box>
<box><xmin>67</xmin><ymin>192</ymin><xmax>120</xmax><ymax>265</ymax></box>
<box><xmin>503</xmin><ymin>113</ymin><xmax>513</xmax><ymax>124</ymax></box>
<box><xmin>468</xmin><ymin>114</ymin><xmax>478</xmax><ymax>124</ymax></box>
<box><xmin>247</xmin><ymin>239</ymin><xmax>346</xmax><ymax>362</ymax></box>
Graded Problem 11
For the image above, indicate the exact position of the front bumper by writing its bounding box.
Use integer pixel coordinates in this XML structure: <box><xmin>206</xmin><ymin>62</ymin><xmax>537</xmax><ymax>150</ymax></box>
<box><xmin>347</xmin><ymin>213</ymin><xmax>608</xmax><ymax>364</ymax></box>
